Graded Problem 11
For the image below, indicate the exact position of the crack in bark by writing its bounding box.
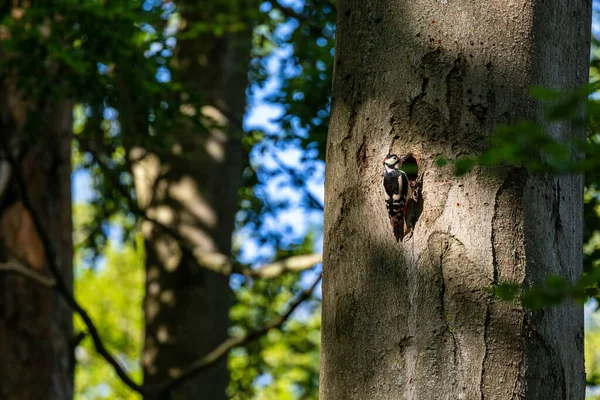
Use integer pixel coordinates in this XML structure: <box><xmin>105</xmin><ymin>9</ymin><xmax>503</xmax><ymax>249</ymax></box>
<box><xmin>481</xmin><ymin>180</ymin><xmax>504</xmax><ymax>399</ymax></box>
<box><xmin>330</xmin><ymin>188</ymin><xmax>356</xmax><ymax>252</ymax></box>
<box><xmin>340</xmin><ymin>75</ymin><xmax>358</xmax><ymax>160</ymax></box>
<box><xmin>438</xmin><ymin>237</ymin><xmax>458</xmax><ymax>366</ymax></box>
<box><xmin>483</xmin><ymin>172</ymin><xmax>527</xmax><ymax>399</ymax></box>
<box><xmin>490</xmin><ymin>184</ymin><xmax>501</xmax><ymax>287</ymax></box>
<box><xmin>562</xmin><ymin>364</ymin><xmax>567</xmax><ymax>400</ymax></box>
<box><xmin>510</xmin><ymin>320</ymin><xmax>526</xmax><ymax>399</ymax></box>
<box><xmin>446</xmin><ymin>55</ymin><xmax>466</xmax><ymax>133</ymax></box>
<box><xmin>551</xmin><ymin>179</ymin><xmax>567</xmax><ymax>277</ymax></box>
<box><xmin>552</xmin><ymin>180</ymin><xmax>562</xmax><ymax>233</ymax></box>
<box><xmin>408</xmin><ymin>77</ymin><xmax>429</xmax><ymax>123</ymax></box>
<box><xmin>480</xmin><ymin>306</ymin><xmax>492</xmax><ymax>400</ymax></box>
<box><xmin>356</xmin><ymin>134</ymin><xmax>368</xmax><ymax>170</ymax></box>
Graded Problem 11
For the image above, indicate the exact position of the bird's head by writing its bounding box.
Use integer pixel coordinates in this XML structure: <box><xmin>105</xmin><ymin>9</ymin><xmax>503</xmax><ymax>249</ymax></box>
<box><xmin>383</xmin><ymin>154</ymin><xmax>401</xmax><ymax>168</ymax></box>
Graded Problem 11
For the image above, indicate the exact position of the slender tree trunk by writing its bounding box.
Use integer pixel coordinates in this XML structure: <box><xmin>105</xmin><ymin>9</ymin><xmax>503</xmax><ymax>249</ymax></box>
<box><xmin>130</xmin><ymin>3</ymin><xmax>252</xmax><ymax>399</ymax></box>
<box><xmin>0</xmin><ymin>85</ymin><xmax>74</xmax><ymax>397</ymax></box>
<box><xmin>321</xmin><ymin>1</ymin><xmax>591</xmax><ymax>399</ymax></box>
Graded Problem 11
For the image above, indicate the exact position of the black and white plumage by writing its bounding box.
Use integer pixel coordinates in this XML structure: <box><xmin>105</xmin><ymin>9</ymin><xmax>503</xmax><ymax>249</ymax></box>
<box><xmin>383</xmin><ymin>154</ymin><xmax>412</xmax><ymax>241</ymax></box>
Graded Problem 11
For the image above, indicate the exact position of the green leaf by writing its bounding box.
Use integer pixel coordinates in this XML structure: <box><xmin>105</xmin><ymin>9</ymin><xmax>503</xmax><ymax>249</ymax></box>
<box><xmin>453</xmin><ymin>158</ymin><xmax>476</xmax><ymax>176</ymax></box>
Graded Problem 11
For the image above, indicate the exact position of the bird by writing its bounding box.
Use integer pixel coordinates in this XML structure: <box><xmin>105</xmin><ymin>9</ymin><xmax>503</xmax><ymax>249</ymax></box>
<box><xmin>382</xmin><ymin>154</ymin><xmax>413</xmax><ymax>241</ymax></box>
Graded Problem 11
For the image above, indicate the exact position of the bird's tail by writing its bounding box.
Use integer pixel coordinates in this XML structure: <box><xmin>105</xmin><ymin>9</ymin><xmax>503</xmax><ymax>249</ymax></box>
<box><xmin>390</xmin><ymin>214</ymin><xmax>404</xmax><ymax>242</ymax></box>
<box><xmin>387</xmin><ymin>198</ymin><xmax>406</xmax><ymax>241</ymax></box>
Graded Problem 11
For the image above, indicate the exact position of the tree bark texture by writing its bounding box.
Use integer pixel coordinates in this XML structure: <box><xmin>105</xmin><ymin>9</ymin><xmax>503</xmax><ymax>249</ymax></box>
<box><xmin>321</xmin><ymin>1</ymin><xmax>591</xmax><ymax>399</ymax></box>
<box><xmin>131</xmin><ymin>3</ymin><xmax>252</xmax><ymax>399</ymax></box>
<box><xmin>0</xmin><ymin>85</ymin><xmax>74</xmax><ymax>398</ymax></box>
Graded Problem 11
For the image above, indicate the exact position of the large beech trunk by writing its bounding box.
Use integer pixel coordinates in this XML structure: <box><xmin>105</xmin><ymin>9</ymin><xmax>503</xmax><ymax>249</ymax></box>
<box><xmin>131</xmin><ymin>4</ymin><xmax>251</xmax><ymax>400</ymax></box>
<box><xmin>321</xmin><ymin>1</ymin><xmax>591</xmax><ymax>399</ymax></box>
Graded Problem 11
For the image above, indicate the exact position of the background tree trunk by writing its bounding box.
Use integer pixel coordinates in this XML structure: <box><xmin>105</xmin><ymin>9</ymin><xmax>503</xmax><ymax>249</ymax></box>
<box><xmin>321</xmin><ymin>1</ymin><xmax>591</xmax><ymax>399</ymax></box>
<box><xmin>0</xmin><ymin>86</ymin><xmax>74</xmax><ymax>398</ymax></box>
<box><xmin>130</xmin><ymin>3</ymin><xmax>252</xmax><ymax>399</ymax></box>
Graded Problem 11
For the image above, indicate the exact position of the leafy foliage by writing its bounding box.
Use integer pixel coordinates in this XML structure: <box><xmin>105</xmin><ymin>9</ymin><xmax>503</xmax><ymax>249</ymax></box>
<box><xmin>73</xmin><ymin>202</ymin><xmax>321</xmax><ymax>399</ymax></box>
<box><xmin>228</xmin><ymin>273</ymin><xmax>321</xmax><ymax>400</ymax></box>
<box><xmin>73</xmin><ymin>206</ymin><xmax>144</xmax><ymax>400</ymax></box>
<box><xmin>587</xmin><ymin>309</ymin><xmax>600</xmax><ymax>397</ymax></box>
<box><xmin>228</xmin><ymin>232</ymin><xmax>321</xmax><ymax>398</ymax></box>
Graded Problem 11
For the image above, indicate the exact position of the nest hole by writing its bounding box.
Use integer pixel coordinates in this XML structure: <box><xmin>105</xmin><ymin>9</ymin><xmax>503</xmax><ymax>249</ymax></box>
<box><xmin>401</xmin><ymin>154</ymin><xmax>419</xmax><ymax>181</ymax></box>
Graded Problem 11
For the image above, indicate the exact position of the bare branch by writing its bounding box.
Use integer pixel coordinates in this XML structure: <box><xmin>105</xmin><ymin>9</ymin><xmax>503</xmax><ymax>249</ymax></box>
<box><xmin>195</xmin><ymin>252</ymin><xmax>322</xmax><ymax>278</ymax></box>
<box><xmin>249</xmin><ymin>253</ymin><xmax>322</xmax><ymax>278</ymax></box>
<box><xmin>0</xmin><ymin>260</ymin><xmax>56</xmax><ymax>287</ymax></box>
<box><xmin>154</xmin><ymin>273</ymin><xmax>322</xmax><ymax>395</ymax></box>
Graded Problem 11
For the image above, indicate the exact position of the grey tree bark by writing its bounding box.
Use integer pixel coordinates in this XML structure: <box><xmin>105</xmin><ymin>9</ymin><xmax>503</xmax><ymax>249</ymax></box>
<box><xmin>0</xmin><ymin>84</ymin><xmax>74</xmax><ymax>398</ymax></box>
<box><xmin>321</xmin><ymin>1</ymin><xmax>591</xmax><ymax>399</ymax></box>
<box><xmin>129</xmin><ymin>3</ymin><xmax>252</xmax><ymax>399</ymax></box>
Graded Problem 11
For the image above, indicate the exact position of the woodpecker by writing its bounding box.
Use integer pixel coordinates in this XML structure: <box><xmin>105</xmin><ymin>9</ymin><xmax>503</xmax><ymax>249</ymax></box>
<box><xmin>383</xmin><ymin>154</ymin><xmax>412</xmax><ymax>241</ymax></box>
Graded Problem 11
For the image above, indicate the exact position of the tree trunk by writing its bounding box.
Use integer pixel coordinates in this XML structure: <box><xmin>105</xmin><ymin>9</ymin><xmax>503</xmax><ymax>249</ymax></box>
<box><xmin>0</xmin><ymin>85</ymin><xmax>74</xmax><ymax>397</ymax></box>
<box><xmin>321</xmin><ymin>1</ymin><xmax>591</xmax><ymax>399</ymax></box>
<box><xmin>130</xmin><ymin>4</ymin><xmax>251</xmax><ymax>399</ymax></box>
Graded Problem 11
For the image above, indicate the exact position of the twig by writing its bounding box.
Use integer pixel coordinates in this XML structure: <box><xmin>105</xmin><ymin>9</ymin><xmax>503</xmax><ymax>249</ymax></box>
<box><xmin>154</xmin><ymin>273</ymin><xmax>322</xmax><ymax>395</ymax></box>
<box><xmin>72</xmin><ymin>330</ymin><xmax>88</xmax><ymax>348</ymax></box>
<box><xmin>270</xmin><ymin>152</ymin><xmax>324</xmax><ymax>211</ymax></box>
<box><xmin>194</xmin><ymin>252</ymin><xmax>322</xmax><ymax>278</ymax></box>
<box><xmin>248</xmin><ymin>253</ymin><xmax>322</xmax><ymax>277</ymax></box>
<box><xmin>0</xmin><ymin>260</ymin><xmax>56</xmax><ymax>287</ymax></box>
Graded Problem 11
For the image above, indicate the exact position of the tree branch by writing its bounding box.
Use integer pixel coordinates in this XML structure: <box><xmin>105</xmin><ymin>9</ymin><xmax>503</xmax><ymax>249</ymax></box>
<box><xmin>0</xmin><ymin>260</ymin><xmax>56</xmax><ymax>287</ymax></box>
<box><xmin>154</xmin><ymin>273</ymin><xmax>322</xmax><ymax>396</ymax></box>
<box><xmin>246</xmin><ymin>253</ymin><xmax>322</xmax><ymax>278</ymax></box>
<box><xmin>194</xmin><ymin>252</ymin><xmax>322</xmax><ymax>278</ymax></box>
